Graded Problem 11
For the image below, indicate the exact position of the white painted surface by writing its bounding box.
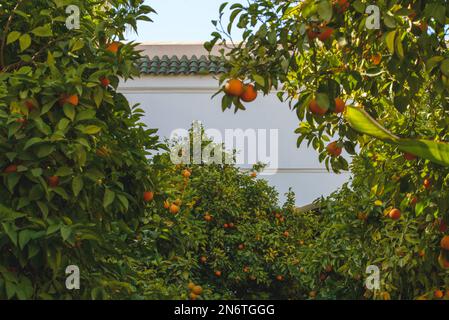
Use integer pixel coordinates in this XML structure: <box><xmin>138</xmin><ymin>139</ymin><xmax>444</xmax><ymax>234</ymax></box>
<box><xmin>120</xmin><ymin>74</ymin><xmax>350</xmax><ymax>205</ymax></box>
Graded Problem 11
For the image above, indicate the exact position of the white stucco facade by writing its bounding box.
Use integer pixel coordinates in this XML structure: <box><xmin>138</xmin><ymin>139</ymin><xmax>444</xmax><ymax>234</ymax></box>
<box><xmin>119</xmin><ymin>44</ymin><xmax>351</xmax><ymax>206</ymax></box>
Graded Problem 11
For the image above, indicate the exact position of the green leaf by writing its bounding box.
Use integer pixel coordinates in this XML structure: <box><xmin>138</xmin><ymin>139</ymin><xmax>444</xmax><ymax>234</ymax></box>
<box><xmin>441</xmin><ymin>59</ymin><xmax>449</xmax><ymax>77</ymax></box>
<box><xmin>6</xmin><ymin>31</ymin><xmax>21</xmax><ymax>45</ymax></box>
<box><xmin>103</xmin><ymin>189</ymin><xmax>115</xmax><ymax>208</ymax></box>
<box><xmin>31</xmin><ymin>24</ymin><xmax>53</xmax><ymax>37</ymax></box>
<box><xmin>18</xmin><ymin>230</ymin><xmax>33</xmax><ymax>249</ymax></box>
<box><xmin>19</xmin><ymin>34</ymin><xmax>31</xmax><ymax>52</ymax></box>
<box><xmin>60</xmin><ymin>225</ymin><xmax>72</xmax><ymax>241</ymax></box>
<box><xmin>345</xmin><ymin>106</ymin><xmax>449</xmax><ymax>166</ymax></box>
<box><xmin>24</xmin><ymin>137</ymin><xmax>43</xmax><ymax>150</ymax></box>
<box><xmin>72</xmin><ymin>176</ymin><xmax>83</xmax><ymax>197</ymax></box>
<box><xmin>81</xmin><ymin>125</ymin><xmax>102</xmax><ymax>135</ymax></box>
<box><xmin>55</xmin><ymin>166</ymin><xmax>73</xmax><ymax>177</ymax></box>
<box><xmin>253</xmin><ymin>74</ymin><xmax>266</xmax><ymax>88</ymax></box>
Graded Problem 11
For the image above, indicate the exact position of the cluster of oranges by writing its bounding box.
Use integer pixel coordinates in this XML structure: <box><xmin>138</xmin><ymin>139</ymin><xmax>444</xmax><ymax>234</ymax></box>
<box><xmin>187</xmin><ymin>282</ymin><xmax>203</xmax><ymax>300</ymax></box>
<box><xmin>224</xmin><ymin>79</ymin><xmax>258</xmax><ymax>103</ymax></box>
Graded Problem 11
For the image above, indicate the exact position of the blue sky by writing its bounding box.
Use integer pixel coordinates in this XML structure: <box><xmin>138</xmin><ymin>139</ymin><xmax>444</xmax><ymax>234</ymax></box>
<box><xmin>127</xmin><ymin>0</ymin><xmax>244</xmax><ymax>42</ymax></box>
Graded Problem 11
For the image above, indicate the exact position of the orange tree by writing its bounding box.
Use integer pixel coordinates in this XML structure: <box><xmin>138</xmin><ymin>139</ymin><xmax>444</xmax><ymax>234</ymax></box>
<box><xmin>0</xmin><ymin>0</ymin><xmax>160</xmax><ymax>299</ymax></box>
<box><xmin>206</xmin><ymin>0</ymin><xmax>449</xmax><ymax>298</ymax></box>
<box><xmin>129</xmin><ymin>129</ymin><xmax>319</xmax><ymax>299</ymax></box>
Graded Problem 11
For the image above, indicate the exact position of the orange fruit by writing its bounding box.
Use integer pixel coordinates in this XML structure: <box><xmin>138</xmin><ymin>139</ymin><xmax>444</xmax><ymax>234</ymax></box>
<box><xmin>47</xmin><ymin>176</ymin><xmax>60</xmax><ymax>188</ymax></box>
<box><xmin>276</xmin><ymin>275</ymin><xmax>284</xmax><ymax>281</ymax></box>
<box><xmin>169</xmin><ymin>204</ymin><xmax>180</xmax><ymax>214</ymax></box>
<box><xmin>223</xmin><ymin>223</ymin><xmax>229</xmax><ymax>229</ymax></box>
<box><xmin>441</xmin><ymin>235</ymin><xmax>449</xmax><ymax>250</ymax></box>
<box><xmin>318</xmin><ymin>27</ymin><xmax>334</xmax><ymax>41</ymax></box>
<box><xmin>163</xmin><ymin>200</ymin><xmax>170</xmax><ymax>209</ymax></box>
<box><xmin>238</xmin><ymin>244</ymin><xmax>245</xmax><ymax>250</ymax></box>
<box><xmin>143</xmin><ymin>191</ymin><xmax>154</xmax><ymax>202</ymax></box>
<box><xmin>409</xmin><ymin>196</ymin><xmax>418</xmax><ymax>206</ymax></box>
<box><xmin>182</xmin><ymin>169</ymin><xmax>191</xmax><ymax>178</ymax></box>
<box><xmin>439</xmin><ymin>219</ymin><xmax>448</xmax><ymax>233</ymax></box>
<box><xmin>403</xmin><ymin>152</ymin><xmax>417</xmax><ymax>161</ymax></box>
<box><xmin>334</xmin><ymin>98</ymin><xmax>346</xmax><ymax>114</ymax></box>
<box><xmin>106</xmin><ymin>42</ymin><xmax>121</xmax><ymax>53</ymax></box>
<box><xmin>100</xmin><ymin>77</ymin><xmax>110</xmax><ymax>87</ymax></box>
<box><xmin>4</xmin><ymin>164</ymin><xmax>18</xmax><ymax>174</ymax></box>
<box><xmin>283</xmin><ymin>231</ymin><xmax>289</xmax><ymax>237</ymax></box>
<box><xmin>188</xmin><ymin>282</ymin><xmax>195</xmax><ymax>290</ymax></box>
<box><xmin>228</xmin><ymin>222</ymin><xmax>235</xmax><ymax>228</ymax></box>
<box><xmin>418</xmin><ymin>250</ymin><xmax>425</xmax><ymax>257</ymax></box>
<box><xmin>200</xmin><ymin>256</ymin><xmax>207</xmax><ymax>263</ymax></box>
<box><xmin>389</xmin><ymin>208</ymin><xmax>401</xmax><ymax>220</ymax></box>
<box><xmin>59</xmin><ymin>94</ymin><xmax>79</xmax><ymax>106</ymax></box>
<box><xmin>334</xmin><ymin>0</ymin><xmax>349</xmax><ymax>13</ymax></box>
<box><xmin>215</xmin><ymin>270</ymin><xmax>222</xmax><ymax>277</ymax></box>
<box><xmin>309</xmin><ymin>291</ymin><xmax>317</xmax><ymax>298</ymax></box>
<box><xmin>370</xmin><ymin>53</ymin><xmax>382</xmax><ymax>65</ymax></box>
<box><xmin>243</xmin><ymin>266</ymin><xmax>250</xmax><ymax>273</ymax></box>
<box><xmin>423</xmin><ymin>178</ymin><xmax>431</xmax><ymax>190</ymax></box>
<box><xmin>240</xmin><ymin>84</ymin><xmax>257</xmax><ymax>102</ymax></box>
<box><xmin>192</xmin><ymin>285</ymin><xmax>203</xmax><ymax>295</ymax></box>
<box><xmin>250</xmin><ymin>171</ymin><xmax>257</xmax><ymax>178</ymax></box>
<box><xmin>189</xmin><ymin>292</ymin><xmax>198</xmax><ymax>300</ymax></box>
<box><xmin>434</xmin><ymin>290</ymin><xmax>444</xmax><ymax>299</ymax></box>
<box><xmin>309</xmin><ymin>99</ymin><xmax>327</xmax><ymax>116</ymax></box>
<box><xmin>224</xmin><ymin>79</ymin><xmax>244</xmax><ymax>96</ymax></box>
<box><xmin>326</xmin><ymin>142</ymin><xmax>342</xmax><ymax>157</ymax></box>
<box><xmin>438</xmin><ymin>252</ymin><xmax>449</xmax><ymax>269</ymax></box>
<box><xmin>204</xmin><ymin>214</ymin><xmax>212</xmax><ymax>222</ymax></box>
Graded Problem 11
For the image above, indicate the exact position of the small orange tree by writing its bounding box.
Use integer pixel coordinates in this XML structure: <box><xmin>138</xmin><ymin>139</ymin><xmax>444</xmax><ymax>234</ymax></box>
<box><xmin>0</xmin><ymin>0</ymin><xmax>160</xmax><ymax>299</ymax></box>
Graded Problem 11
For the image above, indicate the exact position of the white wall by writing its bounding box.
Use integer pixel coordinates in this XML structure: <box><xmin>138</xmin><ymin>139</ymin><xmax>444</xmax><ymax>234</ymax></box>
<box><xmin>120</xmin><ymin>75</ymin><xmax>350</xmax><ymax>206</ymax></box>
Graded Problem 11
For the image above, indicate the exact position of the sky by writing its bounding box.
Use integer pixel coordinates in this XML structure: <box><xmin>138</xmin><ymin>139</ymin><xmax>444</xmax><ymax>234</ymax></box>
<box><xmin>126</xmin><ymin>0</ymin><xmax>244</xmax><ymax>42</ymax></box>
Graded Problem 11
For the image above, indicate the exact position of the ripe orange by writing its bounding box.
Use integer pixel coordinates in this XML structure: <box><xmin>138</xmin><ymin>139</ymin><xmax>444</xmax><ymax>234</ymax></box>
<box><xmin>276</xmin><ymin>275</ymin><xmax>284</xmax><ymax>281</ymax></box>
<box><xmin>223</xmin><ymin>223</ymin><xmax>229</xmax><ymax>229</ymax></box>
<box><xmin>243</xmin><ymin>266</ymin><xmax>250</xmax><ymax>273</ymax></box>
<box><xmin>192</xmin><ymin>285</ymin><xmax>203</xmax><ymax>295</ymax></box>
<box><xmin>309</xmin><ymin>99</ymin><xmax>327</xmax><ymax>116</ymax></box>
<box><xmin>182</xmin><ymin>169</ymin><xmax>191</xmax><ymax>178</ymax></box>
<box><xmin>434</xmin><ymin>290</ymin><xmax>444</xmax><ymax>299</ymax></box>
<box><xmin>204</xmin><ymin>214</ymin><xmax>212</xmax><ymax>222</ymax></box>
<box><xmin>409</xmin><ymin>196</ymin><xmax>418</xmax><ymax>206</ymax></box>
<box><xmin>189</xmin><ymin>292</ymin><xmax>198</xmax><ymax>300</ymax></box>
<box><xmin>326</xmin><ymin>141</ymin><xmax>342</xmax><ymax>157</ymax></box>
<box><xmin>318</xmin><ymin>27</ymin><xmax>334</xmax><ymax>41</ymax></box>
<box><xmin>100</xmin><ymin>77</ymin><xmax>110</xmax><ymax>87</ymax></box>
<box><xmin>441</xmin><ymin>235</ymin><xmax>449</xmax><ymax>250</ymax></box>
<box><xmin>283</xmin><ymin>231</ymin><xmax>289</xmax><ymax>237</ymax></box>
<box><xmin>106</xmin><ymin>42</ymin><xmax>121</xmax><ymax>53</ymax></box>
<box><xmin>215</xmin><ymin>270</ymin><xmax>222</xmax><ymax>277</ymax></box>
<box><xmin>370</xmin><ymin>53</ymin><xmax>382</xmax><ymax>65</ymax></box>
<box><xmin>334</xmin><ymin>98</ymin><xmax>346</xmax><ymax>114</ymax></box>
<box><xmin>389</xmin><ymin>208</ymin><xmax>401</xmax><ymax>220</ymax></box>
<box><xmin>334</xmin><ymin>0</ymin><xmax>349</xmax><ymax>13</ymax></box>
<box><xmin>47</xmin><ymin>176</ymin><xmax>60</xmax><ymax>188</ymax></box>
<box><xmin>438</xmin><ymin>253</ymin><xmax>449</xmax><ymax>269</ymax></box>
<box><xmin>423</xmin><ymin>178</ymin><xmax>431</xmax><ymax>190</ymax></box>
<box><xmin>250</xmin><ymin>171</ymin><xmax>257</xmax><ymax>178</ymax></box>
<box><xmin>143</xmin><ymin>191</ymin><xmax>154</xmax><ymax>202</ymax></box>
<box><xmin>188</xmin><ymin>282</ymin><xmax>195</xmax><ymax>290</ymax></box>
<box><xmin>4</xmin><ymin>164</ymin><xmax>18</xmax><ymax>173</ymax></box>
<box><xmin>306</xmin><ymin>27</ymin><xmax>319</xmax><ymax>40</ymax></box>
<box><xmin>228</xmin><ymin>222</ymin><xmax>235</xmax><ymax>228</ymax></box>
<box><xmin>224</xmin><ymin>79</ymin><xmax>244</xmax><ymax>97</ymax></box>
<box><xmin>169</xmin><ymin>204</ymin><xmax>180</xmax><ymax>214</ymax></box>
<box><xmin>240</xmin><ymin>84</ymin><xmax>257</xmax><ymax>102</ymax></box>
<box><xmin>238</xmin><ymin>244</ymin><xmax>245</xmax><ymax>250</ymax></box>
<box><xmin>403</xmin><ymin>152</ymin><xmax>417</xmax><ymax>161</ymax></box>
<box><xmin>200</xmin><ymin>256</ymin><xmax>207</xmax><ymax>263</ymax></box>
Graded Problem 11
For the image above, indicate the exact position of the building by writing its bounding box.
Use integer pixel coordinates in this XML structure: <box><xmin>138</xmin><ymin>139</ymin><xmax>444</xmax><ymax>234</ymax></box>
<box><xmin>119</xmin><ymin>43</ymin><xmax>351</xmax><ymax>206</ymax></box>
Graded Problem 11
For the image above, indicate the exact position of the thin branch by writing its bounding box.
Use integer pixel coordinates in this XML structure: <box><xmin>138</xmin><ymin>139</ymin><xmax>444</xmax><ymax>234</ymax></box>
<box><xmin>0</xmin><ymin>0</ymin><xmax>24</xmax><ymax>70</ymax></box>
